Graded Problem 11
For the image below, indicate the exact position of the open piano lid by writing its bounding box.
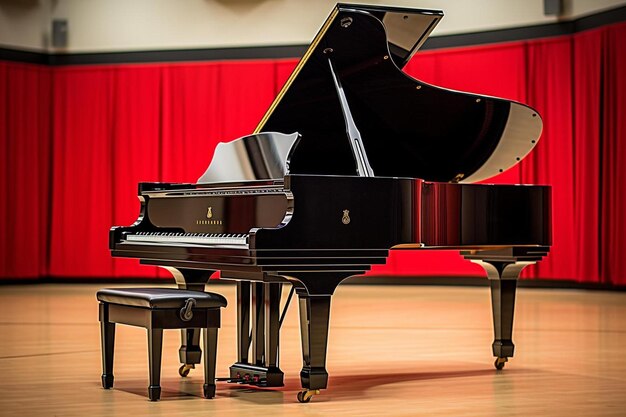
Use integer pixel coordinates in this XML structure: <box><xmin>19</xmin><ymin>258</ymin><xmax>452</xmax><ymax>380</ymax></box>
<box><xmin>254</xmin><ymin>3</ymin><xmax>542</xmax><ymax>183</ymax></box>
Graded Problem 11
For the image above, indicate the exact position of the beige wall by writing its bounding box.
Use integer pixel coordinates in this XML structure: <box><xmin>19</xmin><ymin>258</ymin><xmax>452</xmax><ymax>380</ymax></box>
<box><xmin>1</xmin><ymin>0</ymin><xmax>625</xmax><ymax>53</ymax></box>
<box><xmin>0</xmin><ymin>0</ymin><xmax>50</xmax><ymax>52</ymax></box>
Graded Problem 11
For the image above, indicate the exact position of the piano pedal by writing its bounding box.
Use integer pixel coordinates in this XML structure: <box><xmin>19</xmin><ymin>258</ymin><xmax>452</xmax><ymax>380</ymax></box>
<box><xmin>178</xmin><ymin>363</ymin><xmax>195</xmax><ymax>377</ymax></box>
<box><xmin>494</xmin><ymin>357</ymin><xmax>508</xmax><ymax>370</ymax></box>
<box><xmin>215</xmin><ymin>376</ymin><xmax>243</xmax><ymax>383</ymax></box>
<box><xmin>297</xmin><ymin>389</ymin><xmax>320</xmax><ymax>403</ymax></box>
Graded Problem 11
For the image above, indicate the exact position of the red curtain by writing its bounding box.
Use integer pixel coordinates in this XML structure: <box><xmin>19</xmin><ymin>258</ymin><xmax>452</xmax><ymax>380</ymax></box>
<box><xmin>110</xmin><ymin>66</ymin><xmax>163</xmax><ymax>278</ymax></box>
<box><xmin>601</xmin><ymin>23</ymin><xmax>626</xmax><ymax>284</ymax></box>
<box><xmin>571</xmin><ymin>28</ymin><xmax>603</xmax><ymax>282</ymax></box>
<box><xmin>522</xmin><ymin>37</ymin><xmax>577</xmax><ymax>280</ymax></box>
<box><xmin>43</xmin><ymin>61</ymin><xmax>280</xmax><ymax>279</ymax></box>
<box><xmin>1</xmin><ymin>22</ymin><xmax>625</xmax><ymax>284</ymax></box>
<box><xmin>49</xmin><ymin>67</ymin><xmax>116</xmax><ymax>277</ymax></box>
<box><xmin>0</xmin><ymin>62</ymin><xmax>51</xmax><ymax>279</ymax></box>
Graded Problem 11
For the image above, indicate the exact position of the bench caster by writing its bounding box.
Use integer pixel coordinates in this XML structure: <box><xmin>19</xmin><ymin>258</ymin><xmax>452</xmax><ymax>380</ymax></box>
<box><xmin>297</xmin><ymin>389</ymin><xmax>320</xmax><ymax>403</ymax></box>
<box><xmin>494</xmin><ymin>357</ymin><xmax>508</xmax><ymax>370</ymax></box>
<box><xmin>179</xmin><ymin>363</ymin><xmax>195</xmax><ymax>377</ymax></box>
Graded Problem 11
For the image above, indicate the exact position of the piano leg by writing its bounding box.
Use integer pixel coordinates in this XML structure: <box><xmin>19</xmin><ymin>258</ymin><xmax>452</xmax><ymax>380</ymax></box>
<box><xmin>297</xmin><ymin>291</ymin><xmax>331</xmax><ymax>394</ymax></box>
<box><xmin>252</xmin><ymin>282</ymin><xmax>265</xmax><ymax>367</ymax></box>
<box><xmin>490</xmin><ymin>278</ymin><xmax>517</xmax><ymax>369</ymax></box>
<box><xmin>264</xmin><ymin>283</ymin><xmax>284</xmax><ymax>385</ymax></box>
<box><xmin>236</xmin><ymin>281</ymin><xmax>251</xmax><ymax>365</ymax></box>
<box><xmin>470</xmin><ymin>260</ymin><xmax>534</xmax><ymax>370</ymax></box>
<box><xmin>163</xmin><ymin>267</ymin><xmax>213</xmax><ymax>377</ymax></box>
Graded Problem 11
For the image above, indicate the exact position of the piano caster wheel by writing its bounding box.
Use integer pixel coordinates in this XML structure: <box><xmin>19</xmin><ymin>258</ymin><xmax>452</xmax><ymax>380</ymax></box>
<box><xmin>297</xmin><ymin>389</ymin><xmax>320</xmax><ymax>403</ymax></box>
<box><xmin>494</xmin><ymin>357</ymin><xmax>508</xmax><ymax>370</ymax></box>
<box><xmin>179</xmin><ymin>364</ymin><xmax>195</xmax><ymax>377</ymax></box>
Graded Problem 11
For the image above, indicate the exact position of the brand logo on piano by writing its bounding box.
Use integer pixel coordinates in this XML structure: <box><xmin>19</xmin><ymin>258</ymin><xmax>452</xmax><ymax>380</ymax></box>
<box><xmin>342</xmin><ymin>210</ymin><xmax>350</xmax><ymax>225</ymax></box>
<box><xmin>196</xmin><ymin>206</ymin><xmax>223</xmax><ymax>226</ymax></box>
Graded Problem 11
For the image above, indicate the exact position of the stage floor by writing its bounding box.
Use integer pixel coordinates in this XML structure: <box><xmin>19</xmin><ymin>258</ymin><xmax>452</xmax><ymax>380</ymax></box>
<box><xmin>1</xmin><ymin>283</ymin><xmax>625</xmax><ymax>416</ymax></box>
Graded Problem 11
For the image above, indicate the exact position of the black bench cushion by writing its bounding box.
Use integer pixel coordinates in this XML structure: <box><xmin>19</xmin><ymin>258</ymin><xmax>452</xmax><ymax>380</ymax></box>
<box><xmin>97</xmin><ymin>288</ymin><xmax>227</xmax><ymax>309</ymax></box>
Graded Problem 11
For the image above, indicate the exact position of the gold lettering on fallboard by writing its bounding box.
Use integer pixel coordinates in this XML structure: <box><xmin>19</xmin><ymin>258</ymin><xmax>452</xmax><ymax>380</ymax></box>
<box><xmin>196</xmin><ymin>220</ymin><xmax>223</xmax><ymax>225</ymax></box>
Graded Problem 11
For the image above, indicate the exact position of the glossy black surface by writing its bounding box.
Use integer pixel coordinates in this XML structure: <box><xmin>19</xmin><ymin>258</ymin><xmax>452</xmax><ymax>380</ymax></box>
<box><xmin>111</xmin><ymin>174</ymin><xmax>552</xmax><ymax>278</ymax></box>
<box><xmin>343</xmin><ymin>4</ymin><xmax>442</xmax><ymax>67</ymax></box>
<box><xmin>419</xmin><ymin>182</ymin><xmax>552</xmax><ymax>247</ymax></box>
<box><xmin>147</xmin><ymin>191</ymin><xmax>290</xmax><ymax>235</ymax></box>
<box><xmin>258</xmin><ymin>6</ymin><xmax>540</xmax><ymax>182</ymax></box>
<box><xmin>113</xmin><ymin>175</ymin><xmax>551</xmax><ymax>256</ymax></box>
<box><xmin>252</xmin><ymin>175</ymin><xmax>415</xmax><ymax>250</ymax></box>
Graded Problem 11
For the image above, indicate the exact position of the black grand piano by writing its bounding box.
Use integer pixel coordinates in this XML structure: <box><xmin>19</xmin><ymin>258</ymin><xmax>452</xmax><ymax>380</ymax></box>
<box><xmin>110</xmin><ymin>4</ymin><xmax>551</xmax><ymax>403</ymax></box>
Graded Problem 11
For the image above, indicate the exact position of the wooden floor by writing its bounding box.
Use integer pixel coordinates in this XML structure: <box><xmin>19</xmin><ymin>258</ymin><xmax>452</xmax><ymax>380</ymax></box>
<box><xmin>1</xmin><ymin>283</ymin><xmax>626</xmax><ymax>416</ymax></box>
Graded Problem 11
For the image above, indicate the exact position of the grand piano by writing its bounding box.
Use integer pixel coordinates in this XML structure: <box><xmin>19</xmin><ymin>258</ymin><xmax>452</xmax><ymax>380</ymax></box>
<box><xmin>110</xmin><ymin>4</ymin><xmax>551</xmax><ymax>403</ymax></box>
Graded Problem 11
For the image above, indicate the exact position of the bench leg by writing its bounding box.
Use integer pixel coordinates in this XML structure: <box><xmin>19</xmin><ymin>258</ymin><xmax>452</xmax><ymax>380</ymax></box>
<box><xmin>100</xmin><ymin>320</ymin><xmax>115</xmax><ymax>389</ymax></box>
<box><xmin>203</xmin><ymin>327</ymin><xmax>218</xmax><ymax>399</ymax></box>
<box><xmin>148</xmin><ymin>328</ymin><xmax>163</xmax><ymax>401</ymax></box>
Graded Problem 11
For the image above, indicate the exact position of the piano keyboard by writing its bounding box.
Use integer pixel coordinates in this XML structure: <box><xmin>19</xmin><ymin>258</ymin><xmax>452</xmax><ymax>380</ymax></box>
<box><xmin>126</xmin><ymin>232</ymin><xmax>248</xmax><ymax>247</ymax></box>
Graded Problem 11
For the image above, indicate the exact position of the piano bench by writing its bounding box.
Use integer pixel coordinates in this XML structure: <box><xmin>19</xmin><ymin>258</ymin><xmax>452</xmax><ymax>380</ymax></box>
<box><xmin>96</xmin><ymin>287</ymin><xmax>227</xmax><ymax>401</ymax></box>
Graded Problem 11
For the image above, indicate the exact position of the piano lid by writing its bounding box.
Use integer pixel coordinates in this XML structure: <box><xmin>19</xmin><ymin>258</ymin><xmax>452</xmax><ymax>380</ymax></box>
<box><xmin>254</xmin><ymin>4</ymin><xmax>543</xmax><ymax>183</ymax></box>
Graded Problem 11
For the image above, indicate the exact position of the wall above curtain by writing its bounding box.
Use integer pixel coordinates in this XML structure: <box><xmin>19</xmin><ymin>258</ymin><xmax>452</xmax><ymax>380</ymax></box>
<box><xmin>2</xmin><ymin>0</ymin><xmax>623</xmax><ymax>55</ymax></box>
<box><xmin>1</xmin><ymin>21</ymin><xmax>625</xmax><ymax>285</ymax></box>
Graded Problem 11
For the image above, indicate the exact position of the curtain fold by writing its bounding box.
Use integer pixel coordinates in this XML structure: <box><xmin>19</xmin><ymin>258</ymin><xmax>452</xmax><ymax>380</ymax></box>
<box><xmin>110</xmin><ymin>65</ymin><xmax>163</xmax><ymax>278</ymax></box>
<box><xmin>49</xmin><ymin>67</ymin><xmax>116</xmax><ymax>277</ymax></box>
<box><xmin>572</xmin><ymin>28</ymin><xmax>603</xmax><ymax>283</ymax></box>
<box><xmin>600</xmin><ymin>23</ymin><xmax>626</xmax><ymax>285</ymax></box>
<box><xmin>0</xmin><ymin>62</ymin><xmax>6</xmax><ymax>277</ymax></box>
<box><xmin>0</xmin><ymin>63</ymin><xmax>51</xmax><ymax>279</ymax></box>
<box><xmin>523</xmin><ymin>37</ymin><xmax>576</xmax><ymax>280</ymax></box>
<box><xmin>1</xmin><ymin>22</ymin><xmax>625</xmax><ymax>284</ymax></box>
